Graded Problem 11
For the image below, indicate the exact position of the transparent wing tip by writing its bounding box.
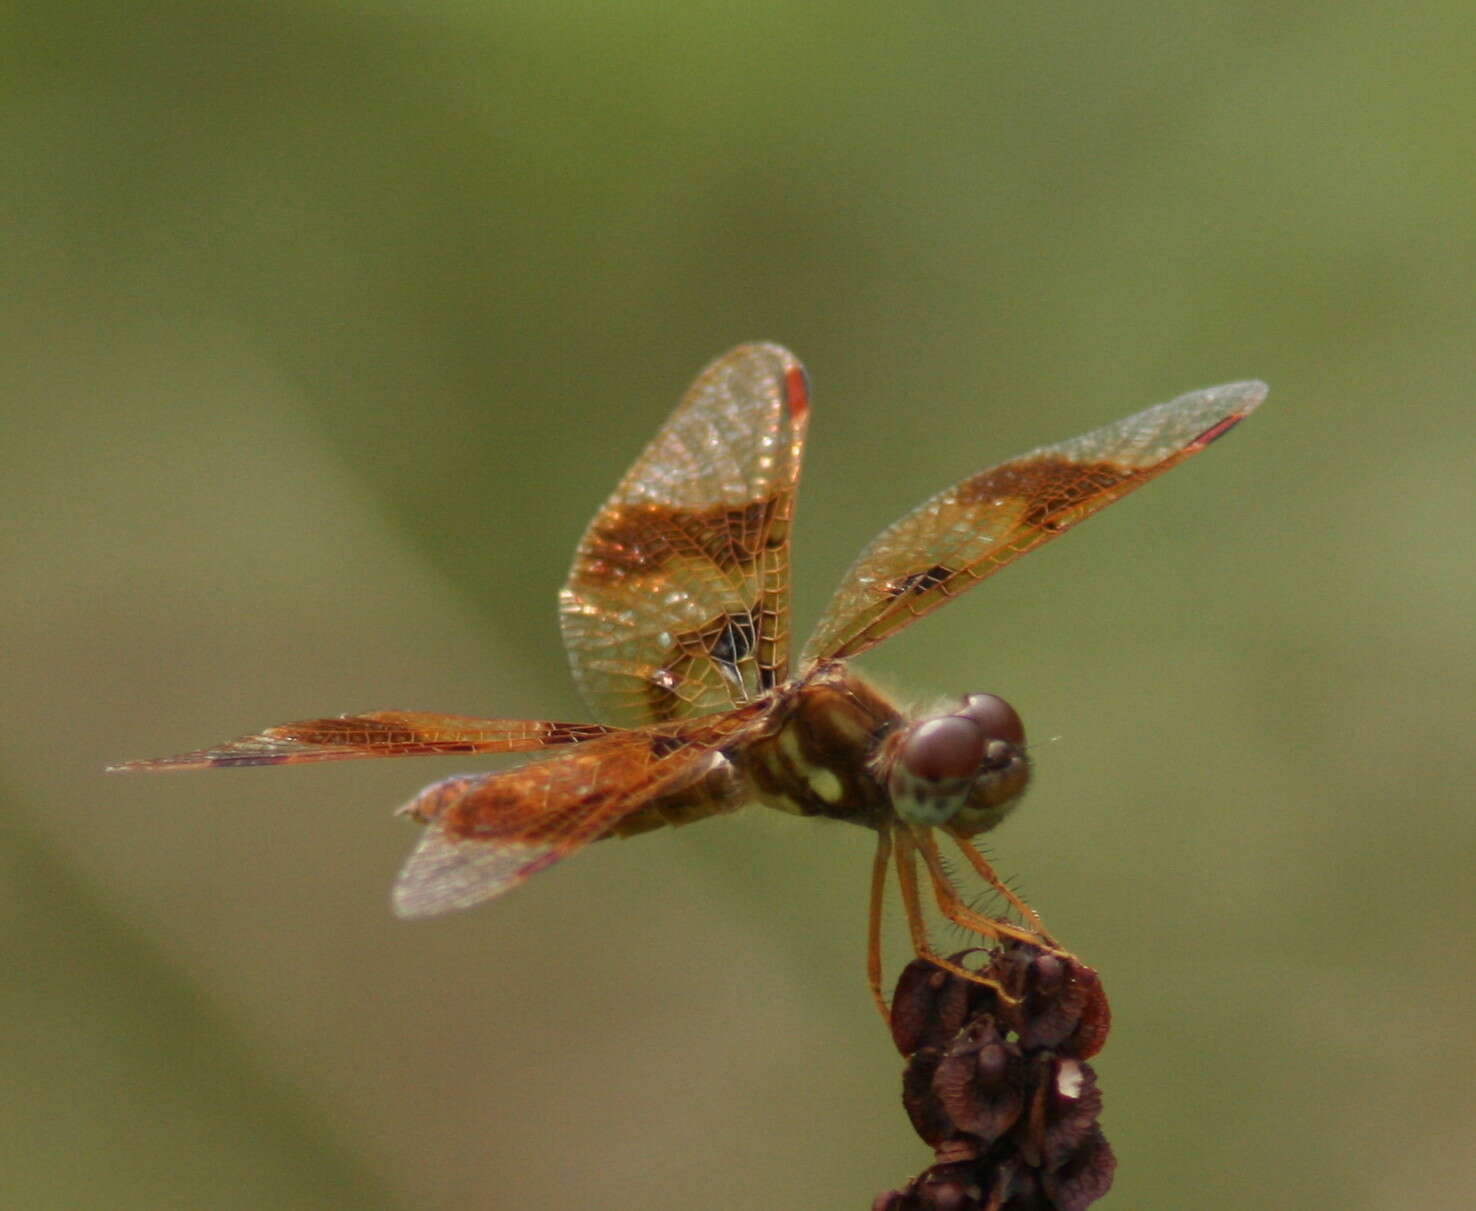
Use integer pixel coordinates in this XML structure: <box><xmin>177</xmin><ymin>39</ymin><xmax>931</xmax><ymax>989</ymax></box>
<box><xmin>390</xmin><ymin>827</ymin><xmax>548</xmax><ymax>920</ymax></box>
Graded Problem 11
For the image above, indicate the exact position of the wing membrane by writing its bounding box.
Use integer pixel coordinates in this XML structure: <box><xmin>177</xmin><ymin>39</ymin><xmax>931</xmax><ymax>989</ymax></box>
<box><xmin>560</xmin><ymin>344</ymin><xmax>810</xmax><ymax>726</ymax></box>
<box><xmin>391</xmin><ymin>713</ymin><xmax>753</xmax><ymax>917</ymax></box>
<box><xmin>107</xmin><ymin>711</ymin><xmax>617</xmax><ymax>770</ymax></box>
<box><xmin>803</xmin><ymin>381</ymin><xmax>1267</xmax><ymax>664</ymax></box>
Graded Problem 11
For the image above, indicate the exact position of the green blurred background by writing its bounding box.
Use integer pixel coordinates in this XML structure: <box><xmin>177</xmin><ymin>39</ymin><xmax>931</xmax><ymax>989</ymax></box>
<box><xmin>4</xmin><ymin>3</ymin><xmax>1473</xmax><ymax>1208</ymax></box>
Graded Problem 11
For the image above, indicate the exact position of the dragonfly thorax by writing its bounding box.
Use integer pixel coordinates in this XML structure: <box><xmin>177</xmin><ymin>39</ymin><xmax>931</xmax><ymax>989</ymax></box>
<box><xmin>736</xmin><ymin>668</ymin><xmax>1030</xmax><ymax>836</ymax></box>
<box><xmin>737</xmin><ymin>664</ymin><xmax>899</xmax><ymax>827</ymax></box>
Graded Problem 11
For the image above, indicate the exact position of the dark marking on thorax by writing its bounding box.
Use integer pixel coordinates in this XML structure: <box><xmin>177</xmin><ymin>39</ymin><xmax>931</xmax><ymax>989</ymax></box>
<box><xmin>733</xmin><ymin>664</ymin><xmax>901</xmax><ymax>828</ymax></box>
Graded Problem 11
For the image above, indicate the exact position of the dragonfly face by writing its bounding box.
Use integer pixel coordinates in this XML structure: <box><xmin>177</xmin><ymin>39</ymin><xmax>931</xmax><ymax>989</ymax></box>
<box><xmin>876</xmin><ymin>692</ymin><xmax>1031</xmax><ymax>835</ymax></box>
<box><xmin>112</xmin><ymin>344</ymin><xmax>1265</xmax><ymax>1018</ymax></box>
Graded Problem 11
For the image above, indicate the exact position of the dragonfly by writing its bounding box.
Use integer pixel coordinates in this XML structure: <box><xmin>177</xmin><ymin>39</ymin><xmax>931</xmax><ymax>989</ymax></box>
<box><xmin>111</xmin><ymin>345</ymin><xmax>1265</xmax><ymax>1018</ymax></box>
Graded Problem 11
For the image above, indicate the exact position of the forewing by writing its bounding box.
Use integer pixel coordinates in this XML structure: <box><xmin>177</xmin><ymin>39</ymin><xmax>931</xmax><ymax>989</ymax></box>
<box><xmin>803</xmin><ymin>381</ymin><xmax>1267</xmax><ymax>664</ymax></box>
<box><xmin>560</xmin><ymin>343</ymin><xmax>810</xmax><ymax>726</ymax></box>
<box><xmin>107</xmin><ymin>711</ymin><xmax>616</xmax><ymax>770</ymax></box>
<box><xmin>390</xmin><ymin>713</ymin><xmax>752</xmax><ymax>918</ymax></box>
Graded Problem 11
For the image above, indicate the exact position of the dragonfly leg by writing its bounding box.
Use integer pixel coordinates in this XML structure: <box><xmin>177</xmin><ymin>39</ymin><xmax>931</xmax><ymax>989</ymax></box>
<box><xmin>949</xmin><ymin>833</ymin><xmax>1055</xmax><ymax>945</ymax></box>
<box><xmin>913</xmin><ymin>828</ymin><xmax>1072</xmax><ymax>961</ymax></box>
<box><xmin>893</xmin><ymin>827</ymin><xmax>1017</xmax><ymax>1005</ymax></box>
<box><xmin>867</xmin><ymin>825</ymin><xmax>893</xmax><ymax>1024</ymax></box>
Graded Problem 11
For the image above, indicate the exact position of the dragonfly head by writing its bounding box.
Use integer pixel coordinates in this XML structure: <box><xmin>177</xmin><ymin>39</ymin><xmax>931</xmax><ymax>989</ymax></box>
<box><xmin>878</xmin><ymin>693</ymin><xmax>1030</xmax><ymax>835</ymax></box>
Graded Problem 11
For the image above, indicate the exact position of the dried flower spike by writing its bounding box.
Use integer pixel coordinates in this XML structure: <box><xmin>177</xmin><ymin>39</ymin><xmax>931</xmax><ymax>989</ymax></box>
<box><xmin>875</xmin><ymin>943</ymin><xmax>1115</xmax><ymax>1211</ymax></box>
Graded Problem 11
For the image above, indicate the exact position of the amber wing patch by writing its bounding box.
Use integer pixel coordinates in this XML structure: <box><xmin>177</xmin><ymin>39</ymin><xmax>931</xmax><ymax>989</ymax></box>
<box><xmin>391</xmin><ymin>712</ymin><xmax>755</xmax><ymax>917</ymax></box>
<box><xmin>560</xmin><ymin>344</ymin><xmax>810</xmax><ymax>726</ymax></box>
<box><xmin>107</xmin><ymin>711</ymin><xmax>616</xmax><ymax>770</ymax></box>
<box><xmin>802</xmin><ymin>381</ymin><xmax>1267</xmax><ymax>664</ymax></box>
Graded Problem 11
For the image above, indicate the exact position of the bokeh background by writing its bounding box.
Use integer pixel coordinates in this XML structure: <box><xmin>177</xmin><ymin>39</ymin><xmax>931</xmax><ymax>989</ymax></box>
<box><xmin>4</xmin><ymin>4</ymin><xmax>1473</xmax><ymax>1208</ymax></box>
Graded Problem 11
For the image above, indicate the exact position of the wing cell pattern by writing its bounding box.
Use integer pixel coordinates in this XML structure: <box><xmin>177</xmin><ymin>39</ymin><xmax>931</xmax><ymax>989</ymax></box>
<box><xmin>108</xmin><ymin>712</ymin><xmax>615</xmax><ymax>770</ymax></box>
<box><xmin>391</xmin><ymin>711</ymin><xmax>754</xmax><ymax>917</ymax></box>
<box><xmin>560</xmin><ymin>344</ymin><xmax>810</xmax><ymax>726</ymax></box>
<box><xmin>803</xmin><ymin>381</ymin><xmax>1267</xmax><ymax>663</ymax></box>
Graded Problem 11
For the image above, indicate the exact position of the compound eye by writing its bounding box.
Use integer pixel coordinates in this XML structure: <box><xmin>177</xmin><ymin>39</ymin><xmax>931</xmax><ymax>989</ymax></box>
<box><xmin>958</xmin><ymin>693</ymin><xmax>1025</xmax><ymax>745</ymax></box>
<box><xmin>900</xmin><ymin>716</ymin><xmax>986</xmax><ymax>783</ymax></box>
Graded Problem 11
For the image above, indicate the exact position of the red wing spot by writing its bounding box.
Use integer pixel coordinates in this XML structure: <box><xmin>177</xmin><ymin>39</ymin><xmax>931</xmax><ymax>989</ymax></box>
<box><xmin>784</xmin><ymin>363</ymin><xmax>810</xmax><ymax>420</ymax></box>
<box><xmin>1188</xmin><ymin>412</ymin><xmax>1247</xmax><ymax>449</ymax></box>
